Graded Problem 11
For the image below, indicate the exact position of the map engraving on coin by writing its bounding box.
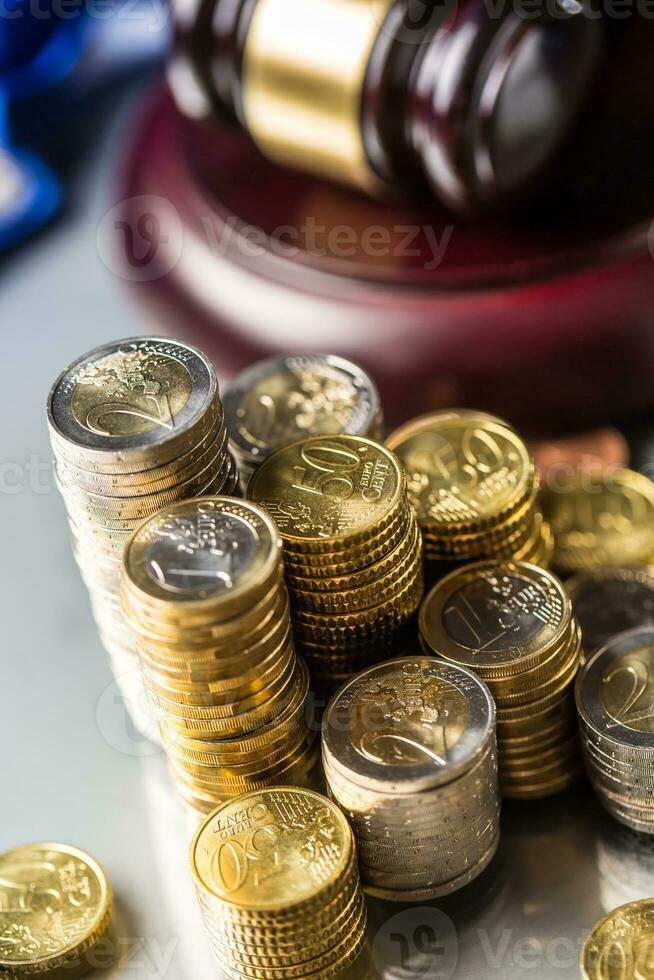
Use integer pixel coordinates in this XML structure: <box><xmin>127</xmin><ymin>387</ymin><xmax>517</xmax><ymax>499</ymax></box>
<box><xmin>70</xmin><ymin>343</ymin><xmax>193</xmax><ymax>438</ymax></box>
<box><xmin>349</xmin><ymin>662</ymin><xmax>470</xmax><ymax>769</ymax></box>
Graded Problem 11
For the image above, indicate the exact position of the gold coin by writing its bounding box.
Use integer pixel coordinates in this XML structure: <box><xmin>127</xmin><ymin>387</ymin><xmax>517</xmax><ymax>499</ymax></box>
<box><xmin>247</xmin><ymin>435</ymin><xmax>404</xmax><ymax>551</ymax></box>
<box><xmin>386</xmin><ymin>410</ymin><xmax>534</xmax><ymax>530</ymax></box>
<box><xmin>543</xmin><ymin>469</ymin><xmax>654</xmax><ymax>573</ymax></box>
<box><xmin>293</xmin><ymin>568</ymin><xmax>423</xmax><ymax>630</ymax></box>
<box><xmin>289</xmin><ymin>544</ymin><xmax>423</xmax><ymax>615</ymax></box>
<box><xmin>0</xmin><ymin>843</ymin><xmax>112</xmax><ymax>976</ymax></box>
<box><xmin>284</xmin><ymin>515</ymin><xmax>420</xmax><ymax>591</ymax></box>
<box><xmin>190</xmin><ymin>787</ymin><xmax>354</xmax><ymax>915</ymax></box>
<box><xmin>280</xmin><ymin>505</ymin><xmax>411</xmax><ymax>570</ymax></box>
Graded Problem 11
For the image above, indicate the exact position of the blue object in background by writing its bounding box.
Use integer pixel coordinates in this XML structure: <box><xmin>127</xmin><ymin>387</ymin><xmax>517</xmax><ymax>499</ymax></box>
<box><xmin>0</xmin><ymin>142</ymin><xmax>62</xmax><ymax>252</ymax></box>
<box><xmin>0</xmin><ymin>0</ymin><xmax>169</xmax><ymax>253</ymax></box>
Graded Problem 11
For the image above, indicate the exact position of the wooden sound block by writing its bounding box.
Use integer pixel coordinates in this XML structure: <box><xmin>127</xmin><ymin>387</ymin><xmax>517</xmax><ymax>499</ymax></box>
<box><xmin>121</xmin><ymin>22</ymin><xmax>654</xmax><ymax>432</ymax></box>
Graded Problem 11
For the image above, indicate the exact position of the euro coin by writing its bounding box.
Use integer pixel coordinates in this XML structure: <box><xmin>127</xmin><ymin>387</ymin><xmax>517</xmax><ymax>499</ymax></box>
<box><xmin>190</xmin><ymin>788</ymin><xmax>367</xmax><ymax>980</ymax></box>
<box><xmin>542</xmin><ymin>469</ymin><xmax>654</xmax><ymax>574</ymax></box>
<box><xmin>224</xmin><ymin>354</ymin><xmax>382</xmax><ymax>488</ymax></box>
<box><xmin>46</xmin><ymin>337</ymin><xmax>238</xmax><ymax>741</ymax></box>
<box><xmin>0</xmin><ymin>843</ymin><xmax>112</xmax><ymax>978</ymax></box>
<box><xmin>322</xmin><ymin>656</ymin><xmax>500</xmax><ymax>901</ymax></box>
<box><xmin>420</xmin><ymin>560</ymin><xmax>582</xmax><ymax>797</ymax></box>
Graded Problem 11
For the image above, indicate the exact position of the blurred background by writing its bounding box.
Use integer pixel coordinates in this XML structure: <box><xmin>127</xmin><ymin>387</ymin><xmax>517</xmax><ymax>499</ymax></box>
<box><xmin>1</xmin><ymin>4</ymin><xmax>654</xmax><ymax>436</ymax></box>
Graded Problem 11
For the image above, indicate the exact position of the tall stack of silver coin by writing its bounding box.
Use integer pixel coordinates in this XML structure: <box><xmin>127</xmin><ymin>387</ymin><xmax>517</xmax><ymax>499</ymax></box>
<box><xmin>46</xmin><ymin>338</ymin><xmax>238</xmax><ymax>738</ymax></box>
<box><xmin>223</xmin><ymin>354</ymin><xmax>383</xmax><ymax>489</ymax></box>
<box><xmin>576</xmin><ymin>626</ymin><xmax>654</xmax><ymax>834</ymax></box>
<box><xmin>322</xmin><ymin>657</ymin><xmax>500</xmax><ymax>901</ymax></box>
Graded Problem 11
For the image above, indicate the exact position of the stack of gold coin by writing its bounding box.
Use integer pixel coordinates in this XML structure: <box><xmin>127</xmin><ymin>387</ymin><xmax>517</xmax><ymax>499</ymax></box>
<box><xmin>120</xmin><ymin>497</ymin><xmax>317</xmax><ymax>815</ymax></box>
<box><xmin>581</xmin><ymin>898</ymin><xmax>654</xmax><ymax>979</ymax></box>
<box><xmin>420</xmin><ymin>560</ymin><xmax>583</xmax><ymax>798</ymax></box>
<box><xmin>46</xmin><ymin>338</ymin><xmax>238</xmax><ymax>738</ymax></box>
<box><xmin>247</xmin><ymin>434</ymin><xmax>424</xmax><ymax>693</ymax></box>
<box><xmin>567</xmin><ymin>566</ymin><xmax>654</xmax><ymax>663</ymax></box>
<box><xmin>386</xmin><ymin>410</ymin><xmax>552</xmax><ymax>581</ymax></box>
<box><xmin>576</xmin><ymin>626</ymin><xmax>654</xmax><ymax>834</ymax></box>
<box><xmin>224</xmin><ymin>354</ymin><xmax>383</xmax><ymax>489</ymax></box>
<box><xmin>0</xmin><ymin>843</ymin><xmax>113</xmax><ymax>979</ymax></box>
<box><xmin>542</xmin><ymin>468</ymin><xmax>654</xmax><ymax>574</ymax></box>
<box><xmin>323</xmin><ymin>657</ymin><xmax>501</xmax><ymax>902</ymax></box>
<box><xmin>190</xmin><ymin>787</ymin><xmax>368</xmax><ymax>979</ymax></box>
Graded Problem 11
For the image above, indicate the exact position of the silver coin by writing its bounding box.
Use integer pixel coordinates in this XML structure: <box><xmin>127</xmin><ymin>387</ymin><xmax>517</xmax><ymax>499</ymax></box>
<box><xmin>595</xmin><ymin>799</ymin><xmax>654</xmax><ymax>835</ymax></box>
<box><xmin>223</xmin><ymin>353</ymin><xmax>381</xmax><ymax>466</ymax></box>
<box><xmin>53</xmin><ymin>411</ymin><xmax>227</xmax><ymax>494</ymax></box>
<box><xmin>361</xmin><ymin>827</ymin><xmax>497</xmax><ymax>891</ymax></box>
<box><xmin>323</xmin><ymin>746</ymin><xmax>498</xmax><ymax>821</ymax></box>
<box><xmin>567</xmin><ymin>566</ymin><xmax>654</xmax><ymax>658</ymax></box>
<box><xmin>578</xmin><ymin>717</ymin><xmax>654</xmax><ymax>769</ymax></box>
<box><xmin>322</xmin><ymin>656</ymin><xmax>495</xmax><ymax>794</ymax></box>
<box><xmin>364</xmin><ymin>834</ymin><xmax>500</xmax><ymax>903</ymax></box>
<box><xmin>47</xmin><ymin>337</ymin><xmax>218</xmax><ymax>467</ymax></box>
<box><xmin>575</xmin><ymin>626</ymin><xmax>654</xmax><ymax>758</ymax></box>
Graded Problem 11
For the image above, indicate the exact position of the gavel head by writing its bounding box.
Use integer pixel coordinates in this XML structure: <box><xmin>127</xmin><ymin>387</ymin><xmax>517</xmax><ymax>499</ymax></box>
<box><xmin>405</xmin><ymin>0</ymin><xmax>605</xmax><ymax>211</ymax></box>
<box><xmin>169</xmin><ymin>0</ymin><xmax>604</xmax><ymax>214</ymax></box>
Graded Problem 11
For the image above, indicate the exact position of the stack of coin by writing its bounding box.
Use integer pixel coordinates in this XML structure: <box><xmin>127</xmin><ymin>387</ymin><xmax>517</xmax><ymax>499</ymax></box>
<box><xmin>567</xmin><ymin>566</ymin><xmax>654</xmax><ymax>663</ymax></box>
<box><xmin>47</xmin><ymin>338</ymin><xmax>238</xmax><ymax>738</ymax></box>
<box><xmin>0</xmin><ymin>843</ymin><xmax>113</xmax><ymax>978</ymax></box>
<box><xmin>190</xmin><ymin>788</ymin><xmax>368</xmax><ymax>979</ymax></box>
<box><xmin>386</xmin><ymin>410</ymin><xmax>552</xmax><ymax>581</ymax></box>
<box><xmin>420</xmin><ymin>560</ymin><xmax>583</xmax><ymax>798</ymax></box>
<box><xmin>542</xmin><ymin>469</ymin><xmax>654</xmax><ymax>574</ymax></box>
<box><xmin>120</xmin><ymin>497</ymin><xmax>317</xmax><ymax>815</ymax></box>
<box><xmin>247</xmin><ymin>434</ymin><xmax>424</xmax><ymax>693</ymax></box>
<box><xmin>581</xmin><ymin>898</ymin><xmax>654</xmax><ymax>979</ymax></box>
<box><xmin>224</xmin><ymin>354</ymin><xmax>383</xmax><ymax>489</ymax></box>
<box><xmin>323</xmin><ymin>657</ymin><xmax>500</xmax><ymax>901</ymax></box>
<box><xmin>576</xmin><ymin>626</ymin><xmax>654</xmax><ymax>834</ymax></box>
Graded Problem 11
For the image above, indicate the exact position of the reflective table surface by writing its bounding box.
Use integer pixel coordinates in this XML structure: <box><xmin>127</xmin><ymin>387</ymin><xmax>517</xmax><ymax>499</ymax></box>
<box><xmin>1</xmin><ymin>85</ymin><xmax>653</xmax><ymax>980</ymax></box>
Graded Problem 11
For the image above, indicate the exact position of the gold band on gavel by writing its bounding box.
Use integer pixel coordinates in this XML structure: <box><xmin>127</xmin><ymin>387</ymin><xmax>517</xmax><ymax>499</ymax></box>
<box><xmin>242</xmin><ymin>0</ymin><xmax>394</xmax><ymax>189</ymax></box>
